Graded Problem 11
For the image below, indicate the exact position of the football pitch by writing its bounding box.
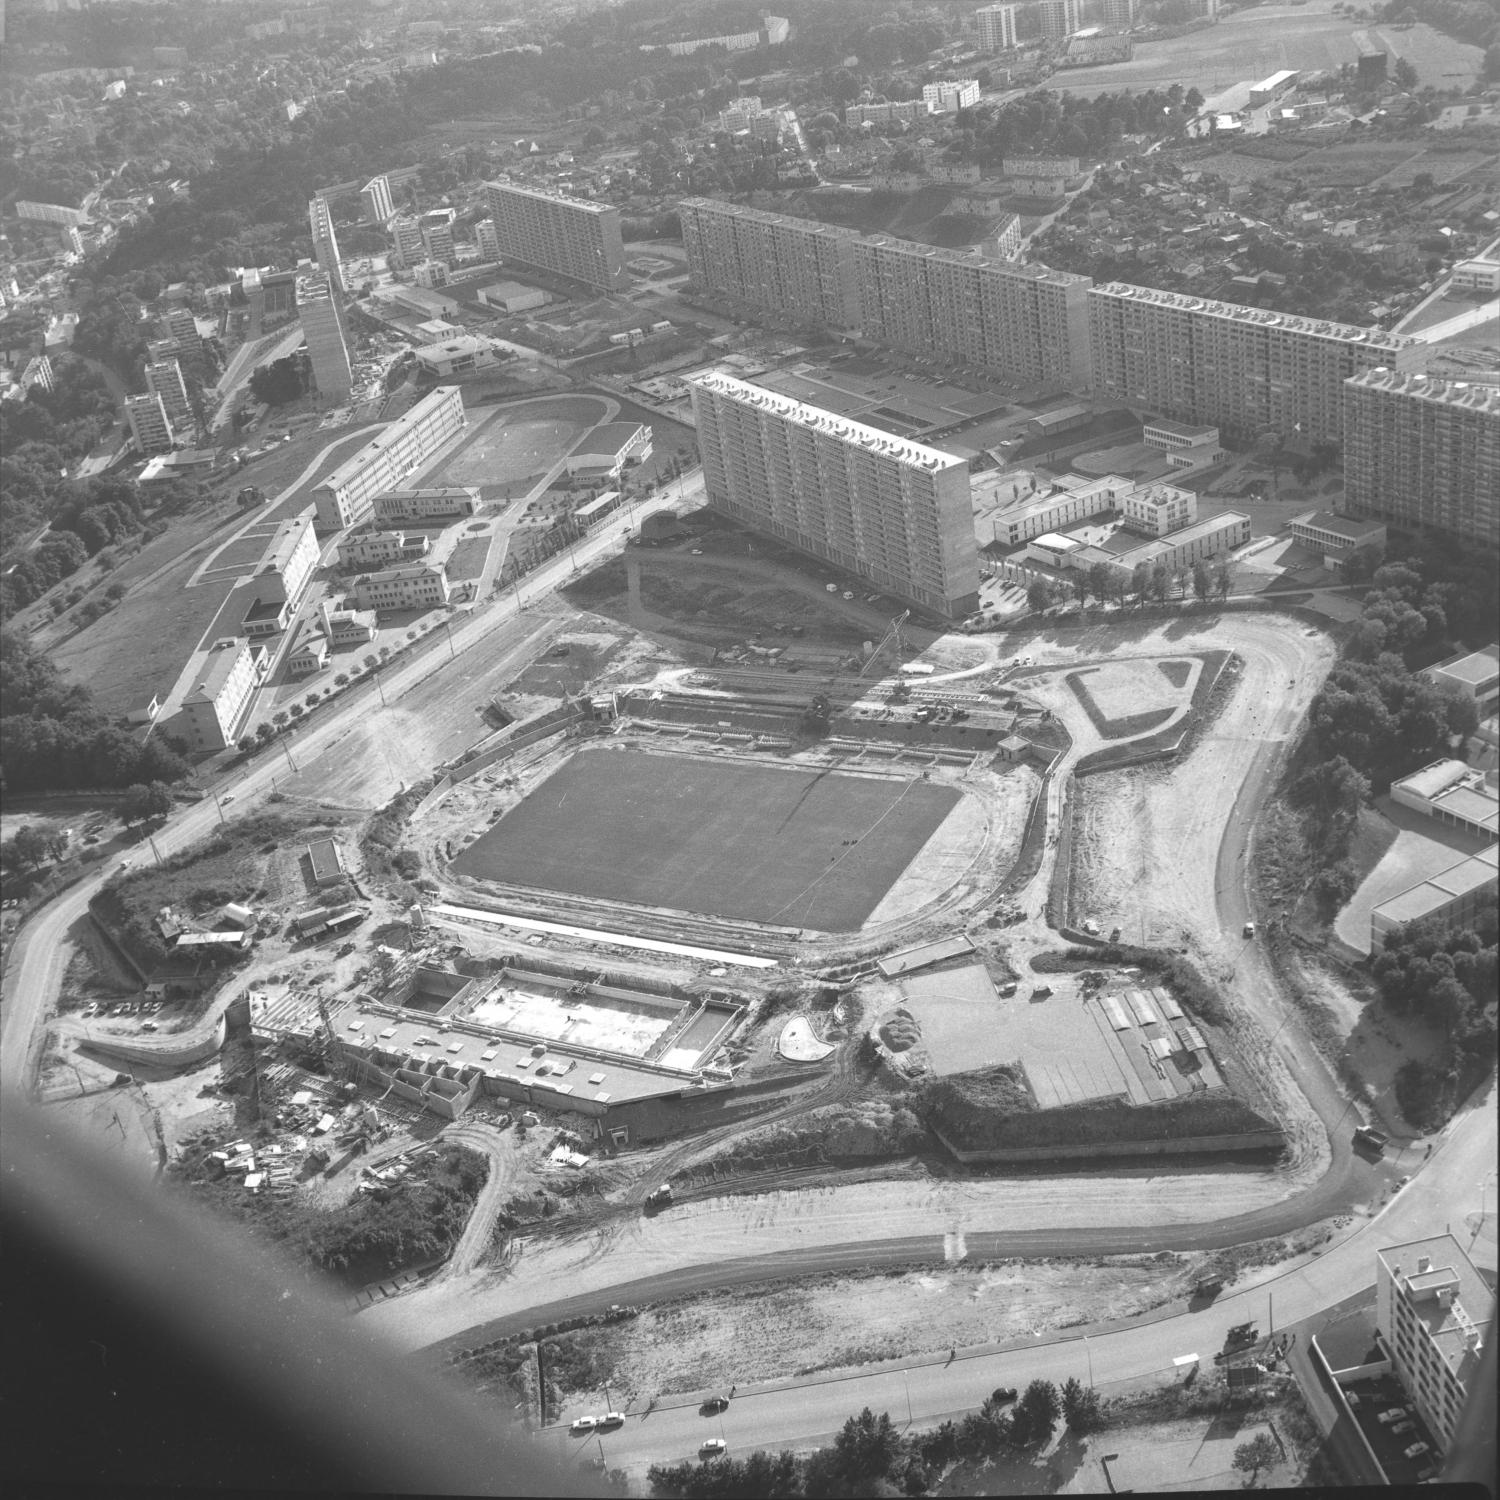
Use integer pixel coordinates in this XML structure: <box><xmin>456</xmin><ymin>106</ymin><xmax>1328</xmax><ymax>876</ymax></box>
<box><xmin>452</xmin><ymin>749</ymin><xmax>961</xmax><ymax>931</ymax></box>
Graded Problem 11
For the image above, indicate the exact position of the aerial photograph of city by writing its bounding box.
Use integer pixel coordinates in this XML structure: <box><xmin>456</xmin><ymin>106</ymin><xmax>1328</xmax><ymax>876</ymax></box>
<box><xmin>1</xmin><ymin>0</ymin><xmax>1496</xmax><ymax>1494</ymax></box>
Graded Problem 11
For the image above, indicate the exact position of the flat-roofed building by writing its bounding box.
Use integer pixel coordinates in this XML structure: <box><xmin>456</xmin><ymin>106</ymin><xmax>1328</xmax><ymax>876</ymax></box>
<box><xmin>1120</xmin><ymin>481</ymin><xmax>1196</xmax><ymax>536</ymax></box>
<box><xmin>307</xmin><ymin>836</ymin><xmax>345</xmax><ymax>887</ymax></box>
<box><xmin>977</xmin><ymin>2</ymin><xmax>1021</xmax><ymax>50</ymax></box>
<box><xmin>412</xmin><ymin>259</ymin><xmax>450</xmax><ymax>290</ymax></box>
<box><xmin>350</xmin><ymin>562</ymin><xmax>451</xmax><ymax>612</ymax></box>
<box><xmin>287</xmin><ymin>622</ymin><xmax>330</xmax><ymax>677</ymax></box>
<box><xmin>478</xmin><ymin>279</ymin><xmax>549</xmax><ymax>313</ymax></box>
<box><xmin>320</xmin><ymin>600</ymin><xmax>377</xmax><ymax>646</ymax></box>
<box><xmin>1088</xmin><ymin>282</ymin><xmax>1425</xmax><ymax>444</ymax></box>
<box><xmin>980</xmin><ymin>474</ymin><xmax>1130</xmax><ymax>547</ymax></box>
<box><xmin>311</xmin><ymin>387</ymin><xmax>467</xmax><ymax>530</ymax></box>
<box><xmin>307</xmin><ymin>196</ymin><xmax>344</xmax><ymax>297</ymax></box>
<box><xmin>237</xmin><ymin>508</ymin><xmax>319</xmax><ymax>637</ymax></box>
<box><xmin>687</xmin><ymin>369</ymin><xmax>980</xmax><ymax>618</ymax></box>
<box><xmin>1449</xmin><ymin>258</ymin><xmax>1500</xmax><ymax>294</ymax></box>
<box><xmin>1070</xmin><ymin>511</ymin><xmax>1250</xmax><ymax>581</ymax></box>
<box><xmin>563</xmin><ymin>420</ymin><xmax>652</xmax><ymax>480</ymax></box>
<box><xmin>124</xmin><ymin>391</ymin><xmax>176</xmax><ymax>454</ymax></box>
<box><xmin>922</xmin><ymin>79</ymin><xmax>981</xmax><ymax>113</ymax></box>
<box><xmin>420</xmin><ymin>212</ymin><xmax>455</xmax><ymax>266</ymax></box>
<box><xmin>474</xmin><ymin>218</ymin><xmax>501</xmax><ymax>262</ymax></box>
<box><xmin>413</xmin><ymin>335</ymin><xmax>498</xmax><ymax>378</ymax></box>
<box><xmin>1288</xmin><ymin>509</ymin><xmax>1388</xmax><ymax>571</ymax></box>
<box><xmin>1371</xmin><ymin>844</ymin><xmax>1498</xmax><ymax>949</ymax></box>
<box><xmin>1422</xmin><ymin>645</ymin><xmax>1500</xmax><ymax>719</ymax></box>
<box><xmin>1342</xmin><ymin>368</ymin><xmax>1499</xmax><ymax>551</ymax></box>
<box><xmin>179</xmin><ymin>640</ymin><xmax>267</xmax><ymax>751</ymax></box>
<box><xmin>389</xmin><ymin>213</ymin><xmax>425</xmax><ymax>270</ymax></box>
<box><xmin>144</xmin><ymin>357</ymin><xmax>193</xmax><ymax>435</ymax></box>
<box><xmin>371</xmin><ymin>485</ymin><xmax>479</xmax><ymax>524</ymax></box>
<box><xmin>1142</xmin><ymin>418</ymin><xmax>1223</xmax><ymax>468</ymax></box>
<box><xmin>1390</xmin><ymin>759</ymin><xmax>1499</xmax><ymax>841</ymax></box>
<box><xmin>297</xmin><ymin>271</ymin><xmax>351</xmax><ymax>401</ymax></box>
<box><xmin>482</xmin><ymin>178</ymin><xmax>626</xmax><ymax>292</ymax></box>
<box><xmin>1248</xmin><ymin>69</ymin><xmax>1300</xmax><ymax>106</ymax></box>
<box><xmin>360</xmin><ymin>174</ymin><xmax>394</xmax><ymax>226</ymax></box>
<box><xmin>845</xmin><ymin>99</ymin><xmax>931</xmax><ymax>126</ymax></box>
<box><xmin>336</xmin><ymin>528</ymin><xmax>429</xmax><ymax>570</ymax></box>
<box><xmin>1375</xmin><ymin>1234</ymin><xmax>1493</xmax><ymax>1453</ymax></box>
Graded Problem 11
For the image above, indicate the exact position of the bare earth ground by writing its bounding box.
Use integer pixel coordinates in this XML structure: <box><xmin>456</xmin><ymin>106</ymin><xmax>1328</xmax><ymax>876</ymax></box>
<box><xmin>1051</xmin><ymin>1413</ymin><xmax>1294</xmax><ymax>1495</ymax></box>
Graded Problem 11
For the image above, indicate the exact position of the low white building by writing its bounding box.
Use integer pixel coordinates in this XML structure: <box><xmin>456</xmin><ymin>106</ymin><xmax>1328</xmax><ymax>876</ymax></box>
<box><xmin>1449</xmin><ymin>257</ymin><xmax>1500</xmax><ymax>294</ymax></box>
<box><xmin>350</xmin><ymin>563</ymin><xmax>452</xmax><ymax>612</ymax></box>
<box><xmin>1390</xmin><ymin>760</ymin><xmax>1499</xmax><ymax>840</ymax></box>
<box><xmin>413</xmin><ymin>336</ymin><xmax>499</xmax><ymax>378</ymax></box>
<box><xmin>478</xmin><ymin>280</ymin><xmax>550</xmax><ymax>313</ymax></box>
<box><xmin>372</xmin><ymin>487</ymin><xmax>479</xmax><ymax>523</ymax></box>
<box><xmin>337</xmin><ymin>528</ymin><xmax>430</xmax><ymax>571</ymax></box>
<box><xmin>1119</xmin><ymin>482</ymin><xmax>1197</xmax><ymax>538</ymax></box>
<box><xmin>1422</xmin><ymin>645</ymin><xmax>1500</xmax><ymax>720</ymax></box>
<box><xmin>1142</xmin><ymin>419</ymin><xmax>1223</xmax><ymax>469</ymax></box>
<box><xmin>1288</xmin><ymin>510</ymin><xmax>1388</xmax><ymax>572</ymax></box>
<box><xmin>563</xmin><ymin>421</ymin><xmax>652</xmax><ymax>480</ymax></box>
<box><xmin>178</xmin><ymin>640</ymin><xmax>268</xmax><ymax>751</ymax></box>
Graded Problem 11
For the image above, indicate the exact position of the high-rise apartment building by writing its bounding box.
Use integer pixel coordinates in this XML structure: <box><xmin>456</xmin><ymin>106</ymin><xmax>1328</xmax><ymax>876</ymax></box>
<box><xmin>922</xmin><ymin>79</ymin><xmax>982</xmax><ymax>113</ymax></box>
<box><xmin>854</xmin><ymin>237</ymin><xmax>1093</xmax><ymax>390</ymax></box>
<box><xmin>474</xmin><ymin>218</ymin><xmax>500</xmax><ymax>262</ymax></box>
<box><xmin>1091</xmin><ymin>0</ymin><xmax>1137</xmax><ymax>27</ymax></box>
<box><xmin>687</xmin><ymin>370</ymin><xmax>980</xmax><ymax>618</ymax></box>
<box><xmin>164</xmin><ymin>305</ymin><xmax>201</xmax><ymax>349</ymax></box>
<box><xmin>976</xmin><ymin>2</ymin><xmax>1020</xmax><ymax>50</ymax></box>
<box><xmin>1087</xmin><ymin>282</ymin><xmax>1425</xmax><ymax>443</ymax></box>
<box><xmin>124</xmin><ymin>392</ymin><xmax>176</xmax><ymax>454</ymax></box>
<box><xmin>482</xmin><ymin>179</ymin><xmax>626</xmax><ymax>292</ymax></box>
<box><xmin>1376</xmin><ymin>1235</ymin><xmax>1492</xmax><ymax>1457</ymax></box>
<box><xmin>390</xmin><ymin>213</ymin><xmax>425</xmax><ymax>270</ymax></box>
<box><xmin>145</xmin><ymin>357</ymin><xmax>193</xmax><ymax>436</ymax></box>
<box><xmin>297</xmin><ymin>271</ymin><xmax>352</xmax><ymax>401</ymax></box>
<box><xmin>1342</xmin><ymin>368</ymin><xmax>1499</xmax><ymax>550</ymax></box>
<box><xmin>420</xmin><ymin>212</ymin><xmax>455</xmax><ymax>266</ymax></box>
<box><xmin>679</xmin><ymin>197</ymin><xmax>861</xmax><ymax>330</ymax></box>
<box><xmin>360</xmin><ymin>174</ymin><xmax>394</xmax><ymax>226</ymax></box>
<box><xmin>307</xmin><ymin>196</ymin><xmax>344</xmax><ymax>296</ymax></box>
<box><xmin>680</xmin><ymin>198</ymin><xmax>1090</xmax><ymax>389</ymax></box>
<box><xmin>1035</xmin><ymin>0</ymin><xmax>1082</xmax><ymax>36</ymax></box>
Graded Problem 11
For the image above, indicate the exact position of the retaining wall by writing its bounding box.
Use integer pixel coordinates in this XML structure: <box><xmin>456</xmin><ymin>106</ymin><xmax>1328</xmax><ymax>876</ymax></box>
<box><xmin>81</xmin><ymin>1012</ymin><xmax>228</xmax><ymax>1071</ymax></box>
<box><xmin>928</xmin><ymin>1121</ymin><xmax>1285</xmax><ymax>1164</ymax></box>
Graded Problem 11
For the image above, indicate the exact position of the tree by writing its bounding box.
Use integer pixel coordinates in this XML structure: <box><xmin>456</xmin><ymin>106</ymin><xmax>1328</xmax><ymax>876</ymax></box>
<box><xmin>255</xmin><ymin>722</ymin><xmax>276</xmax><ymax>743</ymax></box>
<box><xmin>1192</xmin><ymin>562</ymin><xmax>1211</xmax><ymax>602</ymax></box>
<box><xmin>1060</xmin><ymin>1376</ymin><xmax>1105</xmax><ymax>1434</ymax></box>
<box><xmin>1214</xmin><ymin>562</ymin><xmax>1233</xmax><ymax>600</ymax></box>
<box><xmin>1026</xmin><ymin>578</ymin><xmax>1053</xmax><ymax>613</ymax></box>
<box><xmin>118</xmin><ymin>780</ymin><xmax>172</xmax><ymax>825</ymax></box>
<box><xmin>1010</xmin><ymin>1379</ymin><xmax>1062</xmax><ymax>1446</ymax></box>
<box><xmin>10</xmin><ymin>825</ymin><xmax>52</xmax><ymax>871</ymax></box>
<box><xmin>833</xmin><ymin>1407</ymin><xmax>903</xmax><ymax>1482</ymax></box>
<box><xmin>1394</xmin><ymin>56</ymin><xmax>1419</xmax><ymax>89</ymax></box>
<box><xmin>1232</xmin><ymin>1432</ymin><xmax>1280</xmax><ymax>1486</ymax></box>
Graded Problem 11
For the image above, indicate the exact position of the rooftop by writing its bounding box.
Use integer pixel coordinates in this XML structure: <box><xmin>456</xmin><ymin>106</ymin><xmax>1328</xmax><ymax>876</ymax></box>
<box><xmin>1425</xmin><ymin>645</ymin><xmax>1500</xmax><ymax>690</ymax></box>
<box><xmin>485</xmin><ymin>177</ymin><xmax>614</xmax><ymax>216</ymax></box>
<box><xmin>687</xmin><ymin>370</ymin><xmax>966</xmax><ymax>473</ymax></box>
<box><xmin>1291</xmin><ymin>509</ymin><xmax>1389</xmax><ymax>543</ymax></box>
<box><xmin>183</xmin><ymin>642</ymin><xmax>249</xmax><ymax>705</ymax></box>
<box><xmin>1346</xmin><ymin>367</ymin><xmax>1500</xmax><ymax>412</ymax></box>
<box><xmin>1375</xmin><ymin>844</ymin><xmax>1499</xmax><ymax>928</ymax></box>
<box><xmin>316</xmin><ymin>388</ymin><xmax>461</xmax><ymax>494</ymax></box>
<box><xmin>1378</xmin><ymin>1234</ymin><xmax>1493</xmax><ymax>1387</ymax></box>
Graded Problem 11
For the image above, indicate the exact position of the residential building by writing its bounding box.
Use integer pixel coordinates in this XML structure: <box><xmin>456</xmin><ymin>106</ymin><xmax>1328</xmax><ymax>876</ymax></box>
<box><xmin>124</xmin><ymin>392</ymin><xmax>176</xmax><ymax>454</ymax></box>
<box><xmin>1094</xmin><ymin>0</ymin><xmax>1137</xmax><ymax>25</ymax></box>
<box><xmin>389</xmin><ymin>213</ymin><xmax>425</xmax><ymax>270</ymax></box>
<box><xmin>1390</xmin><ymin>760</ymin><xmax>1498</xmax><ymax>841</ymax></box>
<box><xmin>287</xmin><ymin>623</ymin><xmax>329</xmax><ymax>677</ymax></box>
<box><xmin>178</xmin><ymin>640</ymin><xmax>266</xmax><ymax>752</ymax></box>
<box><xmin>297</xmin><ymin>271</ymin><xmax>352</xmax><ymax>402</ymax></box>
<box><xmin>1422</xmin><ymin>646</ymin><xmax>1500</xmax><ymax>720</ymax></box>
<box><xmin>307</xmin><ymin>196</ymin><xmax>344</xmax><ymax>296</ymax></box>
<box><xmin>976</xmin><ymin>3</ymin><xmax>1021</xmax><ymax>51</ymax></box>
<box><xmin>371</xmin><ymin>486</ymin><xmax>479</xmax><ymax>524</ymax></box>
<box><xmin>20</xmin><ymin>355</ymin><xmax>54</xmax><ymax>395</ymax></box>
<box><xmin>165</xmin><ymin>306</ymin><xmax>201</xmax><ymax>349</ymax></box>
<box><xmin>1449</xmin><ymin>258</ymin><xmax>1500</xmax><ymax>294</ymax></box>
<box><xmin>719</xmin><ymin>96</ymin><xmax>768</xmax><ymax>132</ymax></box>
<box><xmin>1248</xmin><ymin>70</ymin><xmax>1300</xmax><ymax>107</ymax></box>
<box><xmin>412</xmin><ymin>260</ymin><xmax>450</xmax><ymax>289</ymax></box>
<box><xmin>420</xmin><ymin>212</ymin><xmax>455</xmax><ymax>266</ymax></box>
<box><xmin>474</xmin><ymin>218</ymin><xmax>501</xmax><ymax>262</ymax></box>
<box><xmin>564</xmin><ymin>421</ymin><xmax>652</xmax><ymax>480</ymax></box>
<box><xmin>1342</xmin><ymin>369</ymin><xmax>1499</xmax><ymax>550</ymax></box>
<box><xmin>312</xmin><ymin>387</ymin><xmax>467</xmax><ymax>530</ymax></box>
<box><xmin>1287</xmin><ymin>510</ymin><xmax>1388</xmax><ymax>572</ymax></box>
<box><xmin>482</xmin><ymin>179</ymin><xmax>626</xmax><ymax>292</ymax></box>
<box><xmin>350</xmin><ymin>562</ymin><xmax>452</xmax><ymax>611</ymax></box>
<box><xmin>1119</xmin><ymin>481</ymin><xmax>1196</xmax><ymax>536</ymax></box>
<box><xmin>1142</xmin><ymin>419</ymin><xmax>1223</xmax><ymax>468</ymax></box>
<box><xmin>845</xmin><ymin>99</ymin><xmax>931</xmax><ymax>127</ymax></box>
<box><xmin>1034</xmin><ymin>0</ymin><xmax>1082</xmax><ymax>38</ymax></box>
<box><xmin>336</xmin><ymin>528</ymin><xmax>430</xmax><ymax>570</ymax></box>
<box><xmin>1375</xmin><ymin>1235</ymin><xmax>1493</xmax><ymax>1454</ymax></box>
<box><xmin>360</xmin><ymin>174</ymin><xmax>394</xmax><ymax>226</ymax></box>
<box><xmin>321</xmin><ymin>601</ymin><xmax>377</xmax><ymax>647</ymax></box>
<box><xmin>922</xmin><ymin>80</ymin><xmax>981</xmax><ymax>114</ymax></box>
<box><xmin>478</xmin><ymin>279</ymin><xmax>548</xmax><ymax>313</ymax></box>
<box><xmin>679</xmin><ymin>197</ymin><xmax>862</xmax><ymax>330</ymax></box>
<box><xmin>144</xmin><ymin>357</ymin><xmax>193</xmax><ymax>435</ymax></box>
<box><xmin>1087</xmin><ymin>283</ymin><xmax>1425</xmax><ymax>444</ymax></box>
<box><xmin>687</xmin><ymin>370</ymin><xmax>980</xmax><ymax>618</ymax></box>
<box><xmin>1371</xmin><ymin>846</ymin><xmax>1499</xmax><ymax>949</ymax></box>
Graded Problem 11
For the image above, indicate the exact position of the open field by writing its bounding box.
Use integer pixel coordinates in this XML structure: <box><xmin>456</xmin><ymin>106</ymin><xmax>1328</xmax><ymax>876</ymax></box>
<box><xmin>451</xmin><ymin>747</ymin><xmax>961</xmax><ymax>931</ymax></box>
<box><xmin>1050</xmin><ymin>3</ymin><xmax>1482</xmax><ymax>98</ymax></box>
<box><xmin>427</xmin><ymin>395</ymin><xmax>610</xmax><ymax>495</ymax></box>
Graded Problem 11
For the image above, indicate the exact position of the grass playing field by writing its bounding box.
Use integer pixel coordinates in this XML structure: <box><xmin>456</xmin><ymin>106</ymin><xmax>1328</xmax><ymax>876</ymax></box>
<box><xmin>452</xmin><ymin>749</ymin><xmax>961</xmax><ymax>931</ymax></box>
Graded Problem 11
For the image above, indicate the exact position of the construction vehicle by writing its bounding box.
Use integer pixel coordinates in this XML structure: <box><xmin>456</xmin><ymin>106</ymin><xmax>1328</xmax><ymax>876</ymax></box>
<box><xmin>644</xmin><ymin>1183</ymin><xmax>673</xmax><ymax>1213</ymax></box>
<box><xmin>1354</xmin><ymin>1125</ymin><xmax>1389</xmax><ymax>1155</ymax></box>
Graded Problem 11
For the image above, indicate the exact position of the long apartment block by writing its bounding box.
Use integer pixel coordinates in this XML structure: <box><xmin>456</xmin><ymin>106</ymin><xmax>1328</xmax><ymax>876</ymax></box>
<box><xmin>1087</xmin><ymin>282</ymin><xmax>1425</xmax><ymax>444</ymax></box>
<box><xmin>482</xmin><ymin>179</ymin><xmax>626</xmax><ymax>292</ymax></box>
<box><xmin>679</xmin><ymin>197</ymin><xmax>1091</xmax><ymax>389</ymax></box>
<box><xmin>1342</xmin><ymin>368</ymin><xmax>1500</xmax><ymax>550</ymax></box>
<box><xmin>687</xmin><ymin>370</ymin><xmax>980</xmax><ymax>618</ymax></box>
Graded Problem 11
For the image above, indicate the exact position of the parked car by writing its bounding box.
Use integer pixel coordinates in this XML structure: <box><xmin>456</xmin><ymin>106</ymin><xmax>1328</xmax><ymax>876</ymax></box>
<box><xmin>1242</xmin><ymin>921</ymin><xmax>1255</xmax><ymax>938</ymax></box>
<box><xmin>598</xmin><ymin>1412</ymin><xmax>625</xmax><ymax>1429</ymax></box>
<box><xmin>990</xmin><ymin>1387</ymin><xmax>1018</xmax><ymax>1406</ymax></box>
<box><xmin>1377</xmin><ymin>1408</ymin><xmax>1408</xmax><ymax>1425</ymax></box>
<box><xmin>570</xmin><ymin>1416</ymin><xmax>598</xmax><ymax>1435</ymax></box>
<box><xmin>700</xmin><ymin>1397</ymin><xmax>730</xmax><ymax>1416</ymax></box>
<box><xmin>1391</xmin><ymin>1420</ymin><xmax>1415</xmax><ymax>1435</ymax></box>
<box><xmin>1404</xmin><ymin>1442</ymin><xmax>1429</xmax><ymax>1459</ymax></box>
<box><xmin>700</xmin><ymin>1439</ymin><xmax>727</xmax><ymax>1458</ymax></box>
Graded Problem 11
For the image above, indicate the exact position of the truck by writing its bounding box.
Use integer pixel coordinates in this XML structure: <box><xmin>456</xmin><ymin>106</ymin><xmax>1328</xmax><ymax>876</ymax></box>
<box><xmin>1353</xmin><ymin>1125</ymin><xmax>1389</xmax><ymax>1155</ymax></box>
<box><xmin>1194</xmin><ymin>1277</ymin><xmax>1225</xmax><ymax>1300</ymax></box>
<box><xmin>644</xmin><ymin>1184</ymin><xmax>673</xmax><ymax>1213</ymax></box>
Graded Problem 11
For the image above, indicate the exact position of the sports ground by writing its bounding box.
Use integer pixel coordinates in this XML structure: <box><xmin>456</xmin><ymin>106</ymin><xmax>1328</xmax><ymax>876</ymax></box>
<box><xmin>451</xmin><ymin>749</ymin><xmax>961</xmax><ymax>931</ymax></box>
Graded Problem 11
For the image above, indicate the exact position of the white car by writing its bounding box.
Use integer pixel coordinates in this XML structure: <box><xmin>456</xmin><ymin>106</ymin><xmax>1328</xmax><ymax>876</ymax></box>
<box><xmin>1404</xmin><ymin>1442</ymin><xmax>1429</xmax><ymax>1460</ymax></box>
<box><xmin>570</xmin><ymin>1416</ymin><xmax>598</xmax><ymax>1435</ymax></box>
<box><xmin>599</xmin><ymin>1412</ymin><xmax>626</xmax><ymax>1429</ymax></box>
<box><xmin>699</xmin><ymin>1439</ymin><xmax>727</xmax><ymax>1458</ymax></box>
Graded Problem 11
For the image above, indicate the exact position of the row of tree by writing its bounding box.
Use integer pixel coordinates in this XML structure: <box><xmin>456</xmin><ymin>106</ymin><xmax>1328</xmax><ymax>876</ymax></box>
<box><xmin>649</xmin><ymin>1379</ymin><xmax>1103</xmax><ymax>1498</ymax></box>
<box><xmin>1024</xmin><ymin>558</ymin><xmax>1232</xmax><ymax>616</ymax></box>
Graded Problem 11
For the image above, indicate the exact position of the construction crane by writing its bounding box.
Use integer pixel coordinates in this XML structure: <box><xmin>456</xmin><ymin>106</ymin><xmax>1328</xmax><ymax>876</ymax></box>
<box><xmin>860</xmin><ymin>610</ymin><xmax>911</xmax><ymax>679</ymax></box>
<box><xmin>315</xmin><ymin>989</ymin><xmax>354</xmax><ymax>1083</ymax></box>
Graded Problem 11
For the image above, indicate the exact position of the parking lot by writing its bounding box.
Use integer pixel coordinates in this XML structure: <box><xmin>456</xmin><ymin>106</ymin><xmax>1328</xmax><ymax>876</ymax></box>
<box><xmin>1339</xmin><ymin>1372</ymin><xmax>1441</xmax><ymax>1485</ymax></box>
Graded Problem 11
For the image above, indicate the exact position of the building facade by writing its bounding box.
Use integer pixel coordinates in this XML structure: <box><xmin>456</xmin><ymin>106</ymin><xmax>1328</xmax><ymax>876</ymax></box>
<box><xmin>179</xmin><ymin>640</ymin><xmax>267</xmax><ymax>752</ymax></box>
<box><xmin>1422</xmin><ymin>646</ymin><xmax>1500</xmax><ymax>720</ymax></box>
<box><xmin>351</xmin><ymin>563</ymin><xmax>452</xmax><ymax>611</ymax></box>
<box><xmin>1375</xmin><ymin>1235</ymin><xmax>1493</xmax><ymax>1455</ymax></box>
<box><xmin>124</xmin><ymin>391</ymin><xmax>176</xmax><ymax>454</ymax></box>
<box><xmin>144</xmin><ymin>357</ymin><xmax>193</xmax><ymax>436</ymax></box>
<box><xmin>371</xmin><ymin>486</ymin><xmax>480</xmax><ymax>524</ymax></box>
<box><xmin>360</xmin><ymin>174</ymin><xmax>394</xmax><ymax>226</ymax></box>
<box><xmin>1119</xmin><ymin>481</ymin><xmax>1196</xmax><ymax>536</ymax></box>
<box><xmin>389</xmin><ymin>213</ymin><xmax>426</xmax><ymax>270</ymax></box>
<box><xmin>311</xmin><ymin>386</ymin><xmax>467</xmax><ymax>530</ymax></box>
<box><xmin>474</xmin><ymin>218</ymin><xmax>501</xmax><ymax>262</ymax></box>
<box><xmin>420</xmin><ymin>211</ymin><xmax>455</xmax><ymax>266</ymax></box>
<box><xmin>336</xmin><ymin>529</ymin><xmax>430</xmax><ymax>570</ymax></box>
<box><xmin>976</xmin><ymin>3</ymin><xmax>1021</xmax><ymax>50</ymax></box>
<box><xmin>688</xmin><ymin>370</ymin><xmax>980</xmax><ymax>618</ymax></box>
<box><xmin>482</xmin><ymin>179</ymin><xmax>626</xmax><ymax>292</ymax></box>
<box><xmin>1371</xmin><ymin>845</ymin><xmax>1498</xmax><ymax>949</ymax></box>
<box><xmin>1087</xmin><ymin>282</ymin><xmax>1425</xmax><ymax>443</ymax></box>
<box><xmin>922</xmin><ymin>79</ymin><xmax>982</xmax><ymax>113</ymax></box>
<box><xmin>1342</xmin><ymin>368</ymin><xmax>1499</xmax><ymax>551</ymax></box>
